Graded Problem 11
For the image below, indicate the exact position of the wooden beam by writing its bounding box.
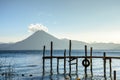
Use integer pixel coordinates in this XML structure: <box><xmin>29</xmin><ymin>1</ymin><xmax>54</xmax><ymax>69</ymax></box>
<box><xmin>43</xmin><ymin>56</ymin><xmax>120</xmax><ymax>59</ymax></box>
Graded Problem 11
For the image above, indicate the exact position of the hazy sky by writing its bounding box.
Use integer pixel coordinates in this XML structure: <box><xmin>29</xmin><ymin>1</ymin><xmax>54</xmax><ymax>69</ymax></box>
<box><xmin>1</xmin><ymin>0</ymin><xmax>120</xmax><ymax>43</ymax></box>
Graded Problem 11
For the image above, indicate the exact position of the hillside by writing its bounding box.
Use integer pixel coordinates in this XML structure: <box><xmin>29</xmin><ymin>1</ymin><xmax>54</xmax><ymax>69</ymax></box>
<box><xmin>0</xmin><ymin>30</ymin><xmax>120</xmax><ymax>50</ymax></box>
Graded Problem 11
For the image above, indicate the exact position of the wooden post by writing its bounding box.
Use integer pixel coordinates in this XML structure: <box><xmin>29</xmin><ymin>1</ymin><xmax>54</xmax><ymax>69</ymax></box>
<box><xmin>76</xmin><ymin>58</ymin><xmax>78</xmax><ymax>74</ymax></box>
<box><xmin>43</xmin><ymin>45</ymin><xmax>45</xmax><ymax>75</ymax></box>
<box><xmin>103</xmin><ymin>52</ymin><xmax>106</xmax><ymax>79</ymax></box>
<box><xmin>85</xmin><ymin>45</ymin><xmax>87</xmax><ymax>57</ymax></box>
<box><xmin>114</xmin><ymin>70</ymin><xmax>116</xmax><ymax>80</ymax></box>
<box><xmin>69</xmin><ymin>40</ymin><xmax>72</xmax><ymax>75</ymax></box>
<box><xmin>57</xmin><ymin>58</ymin><xmax>59</xmax><ymax>74</ymax></box>
<box><xmin>90</xmin><ymin>47</ymin><xmax>93</xmax><ymax>77</ymax></box>
<box><xmin>85</xmin><ymin>45</ymin><xmax>87</xmax><ymax>77</ymax></box>
<box><xmin>50</xmin><ymin>41</ymin><xmax>53</xmax><ymax>75</ymax></box>
<box><xmin>109</xmin><ymin>58</ymin><xmax>112</xmax><ymax>78</ymax></box>
<box><xmin>64</xmin><ymin>49</ymin><xmax>66</xmax><ymax>74</ymax></box>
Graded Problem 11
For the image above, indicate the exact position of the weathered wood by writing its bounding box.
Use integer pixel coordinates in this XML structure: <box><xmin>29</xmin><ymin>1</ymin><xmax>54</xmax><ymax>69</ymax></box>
<box><xmin>114</xmin><ymin>70</ymin><xmax>116</xmax><ymax>80</ymax></box>
<box><xmin>43</xmin><ymin>56</ymin><xmax>120</xmax><ymax>59</ymax></box>
<box><xmin>68</xmin><ymin>58</ymin><xmax>76</xmax><ymax>62</ymax></box>
<box><xmin>64</xmin><ymin>49</ymin><xmax>66</xmax><ymax>74</ymax></box>
<box><xmin>70</xmin><ymin>63</ymin><xmax>77</xmax><ymax>65</ymax></box>
<box><xmin>85</xmin><ymin>45</ymin><xmax>87</xmax><ymax>77</ymax></box>
<box><xmin>50</xmin><ymin>41</ymin><xmax>53</xmax><ymax>75</ymax></box>
<box><xmin>85</xmin><ymin>45</ymin><xmax>87</xmax><ymax>57</ymax></box>
<box><xmin>76</xmin><ymin>58</ymin><xmax>78</xmax><ymax>74</ymax></box>
<box><xmin>90</xmin><ymin>47</ymin><xmax>93</xmax><ymax>77</ymax></box>
<box><xmin>43</xmin><ymin>45</ymin><xmax>45</xmax><ymax>75</ymax></box>
<box><xmin>109</xmin><ymin>58</ymin><xmax>112</xmax><ymax>78</ymax></box>
<box><xmin>103</xmin><ymin>52</ymin><xmax>106</xmax><ymax>79</ymax></box>
<box><xmin>57</xmin><ymin>58</ymin><xmax>59</xmax><ymax>74</ymax></box>
<box><xmin>42</xmin><ymin>42</ymin><xmax>120</xmax><ymax>79</ymax></box>
<box><xmin>69</xmin><ymin>40</ymin><xmax>72</xmax><ymax>75</ymax></box>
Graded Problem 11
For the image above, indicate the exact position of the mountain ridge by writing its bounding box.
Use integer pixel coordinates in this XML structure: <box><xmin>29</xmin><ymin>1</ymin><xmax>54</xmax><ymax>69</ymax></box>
<box><xmin>0</xmin><ymin>30</ymin><xmax>120</xmax><ymax>50</ymax></box>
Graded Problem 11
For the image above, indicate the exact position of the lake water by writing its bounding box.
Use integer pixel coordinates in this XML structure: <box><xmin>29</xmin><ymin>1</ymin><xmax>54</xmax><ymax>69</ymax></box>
<box><xmin>0</xmin><ymin>50</ymin><xmax>120</xmax><ymax>80</ymax></box>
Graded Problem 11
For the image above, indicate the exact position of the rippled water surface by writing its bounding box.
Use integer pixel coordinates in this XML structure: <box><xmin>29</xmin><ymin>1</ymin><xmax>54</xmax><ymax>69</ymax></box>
<box><xmin>0</xmin><ymin>50</ymin><xmax>120</xmax><ymax>80</ymax></box>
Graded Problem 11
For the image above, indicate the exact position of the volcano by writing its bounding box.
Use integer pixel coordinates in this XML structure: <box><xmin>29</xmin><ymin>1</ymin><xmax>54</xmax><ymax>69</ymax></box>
<box><xmin>1</xmin><ymin>30</ymin><xmax>119</xmax><ymax>50</ymax></box>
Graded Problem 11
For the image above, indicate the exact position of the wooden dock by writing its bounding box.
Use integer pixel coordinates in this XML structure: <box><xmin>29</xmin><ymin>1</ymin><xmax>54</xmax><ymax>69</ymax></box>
<box><xmin>42</xmin><ymin>40</ymin><xmax>118</xmax><ymax>80</ymax></box>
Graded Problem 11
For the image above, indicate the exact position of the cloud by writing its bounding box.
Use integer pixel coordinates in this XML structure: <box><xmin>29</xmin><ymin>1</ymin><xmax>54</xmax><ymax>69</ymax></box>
<box><xmin>28</xmin><ymin>24</ymin><xmax>48</xmax><ymax>32</ymax></box>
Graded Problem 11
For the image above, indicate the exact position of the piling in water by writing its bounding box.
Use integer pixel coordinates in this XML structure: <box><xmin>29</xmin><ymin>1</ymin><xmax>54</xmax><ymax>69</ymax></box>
<box><xmin>114</xmin><ymin>70</ymin><xmax>116</xmax><ymax>80</ymax></box>
<box><xmin>76</xmin><ymin>58</ymin><xmax>78</xmax><ymax>74</ymax></box>
<box><xmin>109</xmin><ymin>58</ymin><xmax>112</xmax><ymax>78</ymax></box>
<box><xmin>42</xmin><ymin>40</ymin><xmax>120</xmax><ymax>79</ymax></box>
<box><xmin>64</xmin><ymin>49</ymin><xmax>66</xmax><ymax>74</ymax></box>
<box><xmin>43</xmin><ymin>45</ymin><xmax>45</xmax><ymax>75</ymax></box>
<box><xmin>84</xmin><ymin>45</ymin><xmax>87</xmax><ymax>78</ymax></box>
<box><xmin>69</xmin><ymin>40</ymin><xmax>71</xmax><ymax>76</ymax></box>
<box><xmin>103</xmin><ymin>52</ymin><xmax>106</xmax><ymax>79</ymax></box>
<box><xmin>57</xmin><ymin>58</ymin><xmax>59</xmax><ymax>74</ymax></box>
<box><xmin>50</xmin><ymin>41</ymin><xmax>53</xmax><ymax>75</ymax></box>
<box><xmin>90</xmin><ymin>47</ymin><xmax>93</xmax><ymax>77</ymax></box>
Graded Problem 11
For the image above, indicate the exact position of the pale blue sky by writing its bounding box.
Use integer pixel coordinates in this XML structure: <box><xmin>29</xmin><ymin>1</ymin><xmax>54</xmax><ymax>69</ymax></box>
<box><xmin>1</xmin><ymin>0</ymin><xmax>120</xmax><ymax>43</ymax></box>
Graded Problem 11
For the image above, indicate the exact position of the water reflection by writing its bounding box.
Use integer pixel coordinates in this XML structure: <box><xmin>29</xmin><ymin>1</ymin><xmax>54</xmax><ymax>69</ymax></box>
<box><xmin>0</xmin><ymin>50</ymin><xmax>120</xmax><ymax>80</ymax></box>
